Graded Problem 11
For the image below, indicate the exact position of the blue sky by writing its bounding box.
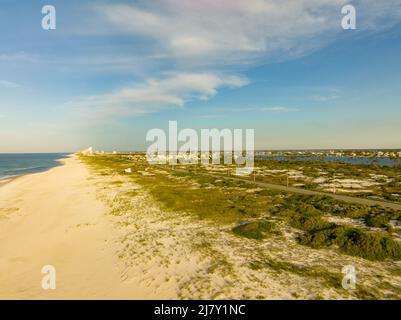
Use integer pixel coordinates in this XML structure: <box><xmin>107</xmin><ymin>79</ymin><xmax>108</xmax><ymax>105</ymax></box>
<box><xmin>0</xmin><ymin>0</ymin><xmax>401</xmax><ymax>152</ymax></box>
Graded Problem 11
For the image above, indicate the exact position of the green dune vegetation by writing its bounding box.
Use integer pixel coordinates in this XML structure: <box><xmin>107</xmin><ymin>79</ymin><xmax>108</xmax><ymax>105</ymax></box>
<box><xmin>185</xmin><ymin>157</ymin><xmax>401</xmax><ymax>203</ymax></box>
<box><xmin>80</xmin><ymin>153</ymin><xmax>401</xmax><ymax>299</ymax></box>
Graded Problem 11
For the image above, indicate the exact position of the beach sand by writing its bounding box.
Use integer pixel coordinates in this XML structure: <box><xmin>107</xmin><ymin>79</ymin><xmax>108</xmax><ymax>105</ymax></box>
<box><xmin>0</xmin><ymin>156</ymin><xmax>152</xmax><ymax>299</ymax></box>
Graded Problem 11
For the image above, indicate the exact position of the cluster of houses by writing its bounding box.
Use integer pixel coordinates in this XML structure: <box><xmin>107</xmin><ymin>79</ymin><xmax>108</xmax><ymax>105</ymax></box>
<box><xmin>255</xmin><ymin>150</ymin><xmax>401</xmax><ymax>158</ymax></box>
<box><xmin>79</xmin><ymin>147</ymin><xmax>401</xmax><ymax>159</ymax></box>
<box><xmin>146</xmin><ymin>152</ymin><xmax>244</xmax><ymax>164</ymax></box>
<box><xmin>78</xmin><ymin>147</ymin><xmax>118</xmax><ymax>156</ymax></box>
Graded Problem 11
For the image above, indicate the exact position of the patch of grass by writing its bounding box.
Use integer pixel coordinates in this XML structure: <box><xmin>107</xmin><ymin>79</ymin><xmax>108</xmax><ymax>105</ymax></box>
<box><xmin>278</xmin><ymin>202</ymin><xmax>401</xmax><ymax>261</ymax></box>
<box><xmin>81</xmin><ymin>154</ymin><xmax>401</xmax><ymax>262</ymax></box>
<box><xmin>232</xmin><ymin>220</ymin><xmax>277</xmax><ymax>240</ymax></box>
<box><xmin>249</xmin><ymin>258</ymin><xmax>342</xmax><ymax>289</ymax></box>
<box><xmin>338</xmin><ymin>229</ymin><xmax>401</xmax><ymax>261</ymax></box>
<box><xmin>191</xmin><ymin>240</ymin><xmax>234</xmax><ymax>276</ymax></box>
<box><xmin>125</xmin><ymin>190</ymin><xmax>138</xmax><ymax>197</ymax></box>
<box><xmin>110</xmin><ymin>196</ymin><xmax>134</xmax><ymax>216</ymax></box>
<box><xmin>283</xmin><ymin>195</ymin><xmax>401</xmax><ymax>223</ymax></box>
<box><xmin>299</xmin><ymin>226</ymin><xmax>401</xmax><ymax>261</ymax></box>
<box><xmin>362</xmin><ymin>206</ymin><xmax>401</xmax><ymax>228</ymax></box>
<box><xmin>298</xmin><ymin>226</ymin><xmax>339</xmax><ymax>248</ymax></box>
<box><xmin>137</xmin><ymin>170</ymin><xmax>277</xmax><ymax>225</ymax></box>
<box><xmin>249</xmin><ymin>257</ymin><xmax>388</xmax><ymax>299</ymax></box>
<box><xmin>290</xmin><ymin>214</ymin><xmax>334</xmax><ymax>233</ymax></box>
<box><xmin>81</xmin><ymin>154</ymin><xmax>277</xmax><ymax>225</ymax></box>
<box><xmin>109</xmin><ymin>180</ymin><xmax>123</xmax><ymax>186</ymax></box>
<box><xmin>364</xmin><ymin>214</ymin><xmax>391</xmax><ymax>228</ymax></box>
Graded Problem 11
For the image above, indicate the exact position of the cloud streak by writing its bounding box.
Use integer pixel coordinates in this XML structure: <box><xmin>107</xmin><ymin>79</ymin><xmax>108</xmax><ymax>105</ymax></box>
<box><xmin>261</xmin><ymin>106</ymin><xmax>299</xmax><ymax>113</ymax></box>
<box><xmin>70</xmin><ymin>72</ymin><xmax>249</xmax><ymax>119</ymax></box>
<box><xmin>68</xmin><ymin>1</ymin><xmax>401</xmax><ymax>120</ymax></box>
<box><xmin>0</xmin><ymin>80</ymin><xmax>21</xmax><ymax>89</ymax></box>
<box><xmin>97</xmin><ymin>0</ymin><xmax>401</xmax><ymax>67</ymax></box>
<box><xmin>311</xmin><ymin>94</ymin><xmax>341</xmax><ymax>102</ymax></box>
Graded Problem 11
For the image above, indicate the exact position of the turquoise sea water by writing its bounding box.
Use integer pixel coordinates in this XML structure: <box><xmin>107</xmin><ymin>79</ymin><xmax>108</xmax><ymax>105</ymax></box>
<box><xmin>0</xmin><ymin>153</ymin><xmax>69</xmax><ymax>179</ymax></box>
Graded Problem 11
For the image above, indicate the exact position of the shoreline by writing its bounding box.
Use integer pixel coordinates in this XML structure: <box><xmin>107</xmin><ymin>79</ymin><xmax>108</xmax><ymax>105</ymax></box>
<box><xmin>0</xmin><ymin>154</ymin><xmax>73</xmax><ymax>189</ymax></box>
<box><xmin>0</xmin><ymin>154</ymin><xmax>142</xmax><ymax>299</ymax></box>
<box><xmin>0</xmin><ymin>175</ymin><xmax>20</xmax><ymax>186</ymax></box>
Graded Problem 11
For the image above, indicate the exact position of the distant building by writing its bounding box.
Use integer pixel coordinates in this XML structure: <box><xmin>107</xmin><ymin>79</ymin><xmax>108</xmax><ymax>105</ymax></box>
<box><xmin>80</xmin><ymin>147</ymin><xmax>93</xmax><ymax>155</ymax></box>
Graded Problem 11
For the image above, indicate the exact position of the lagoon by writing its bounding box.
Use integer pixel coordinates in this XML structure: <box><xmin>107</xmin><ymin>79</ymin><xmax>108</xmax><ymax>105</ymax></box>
<box><xmin>255</xmin><ymin>155</ymin><xmax>401</xmax><ymax>167</ymax></box>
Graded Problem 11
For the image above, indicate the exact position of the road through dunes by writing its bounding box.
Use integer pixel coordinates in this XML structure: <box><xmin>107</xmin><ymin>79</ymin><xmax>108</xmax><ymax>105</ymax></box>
<box><xmin>175</xmin><ymin>169</ymin><xmax>401</xmax><ymax>211</ymax></box>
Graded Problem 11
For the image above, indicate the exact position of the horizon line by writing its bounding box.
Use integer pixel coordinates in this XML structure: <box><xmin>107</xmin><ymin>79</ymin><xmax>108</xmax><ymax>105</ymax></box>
<box><xmin>1</xmin><ymin>148</ymin><xmax>401</xmax><ymax>154</ymax></box>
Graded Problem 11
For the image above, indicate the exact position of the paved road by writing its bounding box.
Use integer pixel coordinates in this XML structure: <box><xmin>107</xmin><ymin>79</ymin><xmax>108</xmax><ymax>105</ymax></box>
<box><xmin>175</xmin><ymin>169</ymin><xmax>401</xmax><ymax>211</ymax></box>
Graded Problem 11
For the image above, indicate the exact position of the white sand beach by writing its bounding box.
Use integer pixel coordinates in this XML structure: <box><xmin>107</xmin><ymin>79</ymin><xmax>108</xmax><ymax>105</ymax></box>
<box><xmin>0</xmin><ymin>156</ymin><xmax>154</xmax><ymax>299</ymax></box>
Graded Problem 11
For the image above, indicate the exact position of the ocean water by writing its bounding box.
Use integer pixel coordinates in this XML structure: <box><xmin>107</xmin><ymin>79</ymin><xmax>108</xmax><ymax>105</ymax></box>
<box><xmin>0</xmin><ymin>153</ymin><xmax>69</xmax><ymax>179</ymax></box>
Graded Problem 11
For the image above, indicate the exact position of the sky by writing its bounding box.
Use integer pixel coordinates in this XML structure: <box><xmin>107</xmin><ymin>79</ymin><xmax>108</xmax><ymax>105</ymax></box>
<box><xmin>0</xmin><ymin>0</ymin><xmax>401</xmax><ymax>152</ymax></box>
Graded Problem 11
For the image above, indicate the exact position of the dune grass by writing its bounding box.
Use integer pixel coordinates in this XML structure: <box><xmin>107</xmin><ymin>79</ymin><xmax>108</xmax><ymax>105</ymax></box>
<box><xmin>81</xmin><ymin>154</ymin><xmax>401</xmax><ymax>261</ymax></box>
<box><xmin>232</xmin><ymin>220</ymin><xmax>278</xmax><ymax>240</ymax></box>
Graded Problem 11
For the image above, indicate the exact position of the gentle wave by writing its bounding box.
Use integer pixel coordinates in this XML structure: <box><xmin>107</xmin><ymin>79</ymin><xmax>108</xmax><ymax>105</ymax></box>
<box><xmin>0</xmin><ymin>174</ymin><xmax>18</xmax><ymax>181</ymax></box>
<box><xmin>6</xmin><ymin>166</ymin><xmax>42</xmax><ymax>172</ymax></box>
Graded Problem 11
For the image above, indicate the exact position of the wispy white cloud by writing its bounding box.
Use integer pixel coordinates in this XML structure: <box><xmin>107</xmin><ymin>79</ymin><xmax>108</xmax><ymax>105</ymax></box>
<box><xmin>97</xmin><ymin>0</ymin><xmax>401</xmax><ymax>67</ymax></box>
<box><xmin>311</xmin><ymin>94</ymin><xmax>341</xmax><ymax>102</ymax></box>
<box><xmin>0</xmin><ymin>80</ymin><xmax>21</xmax><ymax>89</ymax></box>
<box><xmin>70</xmin><ymin>72</ymin><xmax>249</xmax><ymax>119</ymax></box>
<box><xmin>64</xmin><ymin>0</ymin><xmax>401</xmax><ymax>120</ymax></box>
<box><xmin>260</xmin><ymin>106</ymin><xmax>299</xmax><ymax>112</ymax></box>
<box><xmin>0</xmin><ymin>52</ymin><xmax>40</xmax><ymax>63</ymax></box>
<box><xmin>198</xmin><ymin>114</ymin><xmax>225</xmax><ymax>119</ymax></box>
<box><xmin>207</xmin><ymin>106</ymin><xmax>299</xmax><ymax>115</ymax></box>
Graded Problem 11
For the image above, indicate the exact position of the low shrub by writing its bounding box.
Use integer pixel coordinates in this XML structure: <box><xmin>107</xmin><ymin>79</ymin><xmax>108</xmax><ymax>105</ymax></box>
<box><xmin>290</xmin><ymin>215</ymin><xmax>334</xmax><ymax>233</ymax></box>
<box><xmin>232</xmin><ymin>220</ymin><xmax>276</xmax><ymax>240</ymax></box>
<box><xmin>299</xmin><ymin>226</ymin><xmax>339</xmax><ymax>248</ymax></box>
<box><xmin>339</xmin><ymin>229</ymin><xmax>401</xmax><ymax>261</ymax></box>
<box><xmin>300</xmin><ymin>225</ymin><xmax>401</xmax><ymax>261</ymax></box>
<box><xmin>364</xmin><ymin>214</ymin><xmax>391</xmax><ymax>228</ymax></box>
